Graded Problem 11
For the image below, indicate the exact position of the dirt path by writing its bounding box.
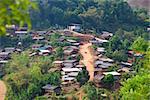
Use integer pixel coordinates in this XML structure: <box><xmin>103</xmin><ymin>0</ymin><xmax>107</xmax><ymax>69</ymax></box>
<box><xmin>80</xmin><ymin>43</ymin><xmax>95</xmax><ymax>81</ymax></box>
<box><xmin>75</xmin><ymin>88</ymin><xmax>85</xmax><ymax>100</ymax></box>
<box><xmin>0</xmin><ymin>80</ymin><xmax>6</xmax><ymax>100</ymax></box>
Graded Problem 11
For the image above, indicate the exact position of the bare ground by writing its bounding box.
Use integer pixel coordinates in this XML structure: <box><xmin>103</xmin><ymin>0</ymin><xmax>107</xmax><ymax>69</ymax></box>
<box><xmin>0</xmin><ymin>80</ymin><xmax>6</xmax><ymax>100</ymax></box>
<box><xmin>80</xmin><ymin>43</ymin><xmax>95</xmax><ymax>81</ymax></box>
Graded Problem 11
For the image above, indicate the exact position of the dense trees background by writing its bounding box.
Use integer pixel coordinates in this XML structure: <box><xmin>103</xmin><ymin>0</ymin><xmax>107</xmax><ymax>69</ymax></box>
<box><xmin>30</xmin><ymin>0</ymin><xmax>149</xmax><ymax>32</ymax></box>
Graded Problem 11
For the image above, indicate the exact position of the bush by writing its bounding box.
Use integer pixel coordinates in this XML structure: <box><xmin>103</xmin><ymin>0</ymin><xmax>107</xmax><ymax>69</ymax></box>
<box><xmin>76</xmin><ymin>68</ymin><xmax>89</xmax><ymax>86</ymax></box>
<box><xmin>102</xmin><ymin>74</ymin><xmax>115</xmax><ymax>85</ymax></box>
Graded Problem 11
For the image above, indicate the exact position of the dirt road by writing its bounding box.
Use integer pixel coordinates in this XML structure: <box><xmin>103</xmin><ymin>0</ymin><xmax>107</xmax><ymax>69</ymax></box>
<box><xmin>0</xmin><ymin>80</ymin><xmax>6</xmax><ymax>100</ymax></box>
<box><xmin>80</xmin><ymin>43</ymin><xmax>95</xmax><ymax>81</ymax></box>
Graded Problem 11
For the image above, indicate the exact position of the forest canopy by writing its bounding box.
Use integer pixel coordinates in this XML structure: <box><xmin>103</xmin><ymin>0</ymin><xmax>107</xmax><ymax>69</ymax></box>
<box><xmin>30</xmin><ymin>0</ymin><xmax>149</xmax><ymax>32</ymax></box>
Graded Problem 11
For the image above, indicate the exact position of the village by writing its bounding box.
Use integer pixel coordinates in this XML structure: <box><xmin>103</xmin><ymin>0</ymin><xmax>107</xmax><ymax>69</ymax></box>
<box><xmin>0</xmin><ymin>24</ymin><xmax>145</xmax><ymax>99</ymax></box>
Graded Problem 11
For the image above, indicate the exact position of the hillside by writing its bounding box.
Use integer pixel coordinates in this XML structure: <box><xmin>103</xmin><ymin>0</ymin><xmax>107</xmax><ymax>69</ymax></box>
<box><xmin>30</xmin><ymin>0</ymin><xmax>148</xmax><ymax>32</ymax></box>
<box><xmin>0</xmin><ymin>0</ymin><xmax>149</xmax><ymax>100</ymax></box>
<box><xmin>128</xmin><ymin>0</ymin><xmax>150</xmax><ymax>10</ymax></box>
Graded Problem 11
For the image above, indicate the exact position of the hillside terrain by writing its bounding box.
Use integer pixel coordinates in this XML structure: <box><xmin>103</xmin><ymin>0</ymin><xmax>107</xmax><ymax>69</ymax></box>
<box><xmin>0</xmin><ymin>0</ymin><xmax>149</xmax><ymax>100</ymax></box>
<box><xmin>128</xmin><ymin>0</ymin><xmax>150</xmax><ymax>10</ymax></box>
<box><xmin>30</xmin><ymin>0</ymin><xmax>149</xmax><ymax>32</ymax></box>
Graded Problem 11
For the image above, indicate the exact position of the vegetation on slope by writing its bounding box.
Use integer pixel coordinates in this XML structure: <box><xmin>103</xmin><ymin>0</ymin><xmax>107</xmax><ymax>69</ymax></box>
<box><xmin>3</xmin><ymin>53</ymin><xmax>61</xmax><ymax>100</ymax></box>
<box><xmin>120</xmin><ymin>49</ymin><xmax>150</xmax><ymax>99</ymax></box>
<box><xmin>30</xmin><ymin>0</ymin><xmax>149</xmax><ymax>32</ymax></box>
<box><xmin>0</xmin><ymin>0</ymin><xmax>149</xmax><ymax>99</ymax></box>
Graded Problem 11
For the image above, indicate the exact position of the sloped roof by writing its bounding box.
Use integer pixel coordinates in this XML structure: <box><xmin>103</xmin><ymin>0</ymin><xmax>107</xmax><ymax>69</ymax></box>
<box><xmin>42</xmin><ymin>84</ymin><xmax>57</xmax><ymax>90</ymax></box>
<box><xmin>62</xmin><ymin>68</ymin><xmax>81</xmax><ymax>72</ymax></box>
<box><xmin>103</xmin><ymin>71</ymin><xmax>121</xmax><ymax>76</ymax></box>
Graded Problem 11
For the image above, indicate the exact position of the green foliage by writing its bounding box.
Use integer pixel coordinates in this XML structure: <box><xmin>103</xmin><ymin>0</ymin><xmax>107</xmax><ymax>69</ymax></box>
<box><xmin>112</xmin><ymin>50</ymin><xmax>128</xmax><ymax>62</ymax></box>
<box><xmin>120</xmin><ymin>74</ymin><xmax>150</xmax><ymax>100</ymax></box>
<box><xmin>76</xmin><ymin>54</ymin><xmax>82</xmax><ymax>61</ymax></box>
<box><xmin>30</xmin><ymin>0</ymin><xmax>147</xmax><ymax>32</ymax></box>
<box><xmin>108</xmin><ymin>29</ymin><xmax>133</xmax><ymax>51</ymax></box>
<box><xmin>0</xmin><ymin>35</ymin><xmax>34</xmax><ymax>48</ymax></box>
<box><xmin>84</xmin><ymin>82</ymin><xmax>98</xmax><ymax>100</ymax></box>
<box><xmin>50</xmin><ymin>33</ymin><xmax>61</xmax><ymax>41</ymax></box>
<box><xmin>76</xmin><ymin>68</ymin><xmax>89</xmax><ymax>86</ymax></box>
<box><xmin>130</xmin><ymin>37</ymin><xmax>149</xmax><ymax>52</ymax></box>
<box><xmin>79</xmin><ymin>7</ymin><xmax>103</xmax><ymax>31</ymax></box>
<box><xmin>5</xmin><ymin>53</ymin><xmax>30</xmax><ymax>74</ymax></box>
<box><xmin>55</xmin><ymin>47</ymin><xmax>64</xmax><ymax>59</ymax></box>
<box><xmin>105</xmin><ymin>28</ymin><xmax>137</xmax><ymax>62</ymax></box>
<box><xmin>37</xmin><ymin>56</ymin><xmax>54</xmax><ymax>73</ymax></box>
<box><xmin>102</xmin><ymin>74</ymin><xmax>115</xmax><ymax>85</ymax></box>
<box><xmin>132</xmin><ymin>58</ymin><xmax>143</xmax><ymax>73</ymax></box>
<box><xmin>44</xmin><ymin>72</ymin><xmax>61</xmax><ymax>86</ymax></box>
<box><xmin>83</xmin><ymin>82</ymin><xmax>114</xmax><ymax>100</ymax></box>
<box><xmin>35</xmin><ymin>96</ymin><xmax>48</xmax><ymax>100</ymax></box>
<box><xmin>49</xmin><ymin>33</ymin><xmax>71</xmax><ymax>47</ymax></box>
<box><xmin>3</xmin><ymin>52</ymin><xmax>61</xmax><ymax>99</ymax></box>
<box><xmin>106</xmin><ymin>27</ymin><xmax>149</xmax><ymax>63</ymax></box>
<box><xmin>119</xmin><ymin>48</ymin><xmax>150</xmax><ymax>100</ymax></box>
<box><xmin>121</xmin><ymin>73</ymin><xmax>132</xmax><ymax>81</ymax></box>
<box><xmin>0</xmin><ymin>36</ymin><xmax>18</xmax><ymax>47</ymax></box>
<box><xmin>21</xmin><ymin>35</ymin><xmax>34</xmax><ymax>48</ymax></box>
<box><xmin>107</xmin><ymin>64</ymin><xmax>119</xmax><ymax>72</ymax></box>
<box><xmin>134</xmin><ymin>8</ymin><xmax>149</xmax><ymax>21</ymax></box>
<box><xmin>0</xmin><ymin>0</ymin><xmax>37</xmax><ymax>35</ymax></box>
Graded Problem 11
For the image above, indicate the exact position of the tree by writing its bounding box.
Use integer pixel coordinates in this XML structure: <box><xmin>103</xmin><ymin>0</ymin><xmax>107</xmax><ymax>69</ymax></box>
<box><xmin>21</xmin><ymin>35</ymin><xmax>34</xmax><ymax>48</ymax></box>
<box><xmin>130</xmin><ymin>37</ymin><xmax>148</xmax><ymax>52</ymax></box>
<box><xmin>108</xmin><ymin>29</ymin><xmax>133</xmax><ymax>51</ymax></box>
<box><xmin>5</xmin><ymin>53</ymin><xmax>30</xmax><ymax>74</ymax></box>
<box><xmin>0</xmin><ymin>36</ymin><xmax>18</xmax><ymax>48</ymax></box>
<box><xmin>84</xmin><ymin>82</ymin><xmax>98</xmax><ymax>100</ymax></box>
<box><xmin>50</xmin><ymin>33</ymin><xmax>63</xmax><ymax>47</ymax></box>
<box><xmin>112</xmin><ymin>50</ymin><xmax>128</xmax><ymax>62</ymax></box>
<box><xmin>79</xmin><ymin>7</ymin><xmax>103</xmax><ymax>31</ymax></box>
<box><xmin>38</xmin><ymin>56</ymin><xmax>54</xmax><ymax>74</ymax></box>
<box><xmin>0</xmin><ymin>0</ymin><xmax>36</xmax><ymax>35</ymax></box>
<box><xmin>55</xmin><ymin>47</ymin><xmax>64</xmax><ymax>59</ymax></box>
<box><xmin>109</xmin><ymin>35</ymin><xmax>122</xmax><ymax>51</ymax></box>
<box><xmin>44</xmin><ymin>72</ymin><xmax>61</xmax><ymax>86</ymax></box>
<box><xmin>3</xmin><ymin>51</ymin><xmax>60</xmax><ymax>99</ymax></box>
<box><xmin>120</xmin><ymin>74</ymin><xmax>150</xmax><ymax>100</ymax></box>
<box><xmin>122</xmin><ymin>39</ymin><xmax>131</xmax><ymax>50</ymax></box>
<box><xmin>76</xmin><ymin>68</ymin><xmax>89</xmax><ymax>86</ymax></box>
<box><xmin>30</xmin><ymin>0</ymin><xmax>147</xmax><ymax>32</ymax></box>
<box><xmin>102</xmin><ymin>74</ymin><xmax>115</xmax><ymax>85</ymax></box>
<box><xmin>77</xmin><ymin>54</ymin><xmax>82</xmax><ymax>61</ymax></box>
<box><xmin>119</xmin><ymin>49</ymin><xmax>150</xmax><ymax>100</ymax></box>
<box><xmin>121</xmin><ymin>73</ymin><xmax>132</xmax><ymax>81</ymax></box>
<box><xmin>107</xmin><ymin>64</ymin><xmax>119</xmax><ymax>72</ymax></box>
